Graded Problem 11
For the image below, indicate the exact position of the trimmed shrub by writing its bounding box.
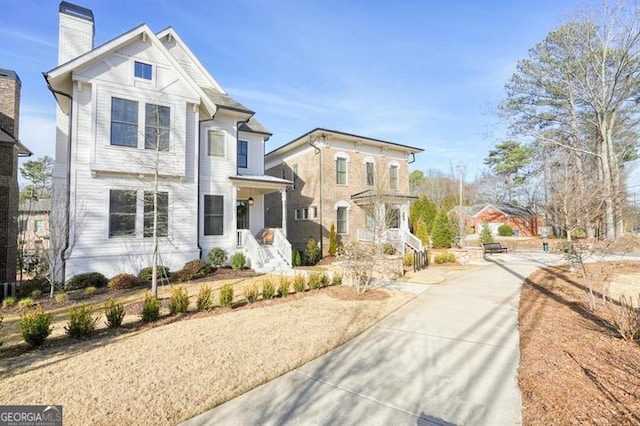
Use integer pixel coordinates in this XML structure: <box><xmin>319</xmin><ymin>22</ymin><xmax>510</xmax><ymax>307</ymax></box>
<box><xmin>319</xmin><ymin>273</ymin><xmax>330</xmax><ymax>288</ymax></box>
<box><xmin>277</xmin><ymin>275</ymin><xmax>290</xmax><ymax>298</ymax></box>
<box><xmin>173</xmin><ymin>259</ymin><xmax>212</xmax><ymax>283</ymax></box>
<box><xmin>31</xmin><ymin>289</ymin><xmax>43</xmax><ymax>299</ymax></box>
<box><xmin>498</xmin><ymin>224</ymin><xmax>514</xmax><ymax>237</ymax></box>
<box><xmin>138</xmin><ymin>265</ymin><xmax>170</xmax><ymax>282</ymax></box>
<box><xmin>403</xmin><ymin>253</ymin><xmax>414</xmax><ymax>267</ymax></box>
<box><xmin>65</xmin><ymin>272</ymin><xmax>108</xmax><ymax>291</ymax></box>
<box><xmin>196</xmin><ymin>285</ymin><xmax>213</xmax><ymax>311</ymax></box>
<box><xmin>108</xmin><ymin>273</ymin><xmax>140</xmax><ymax>290</ymax></box>
<box><xmin>208</xmin><ymin>248</ymin><xmax>227</xmax><ymax>268</ymax></box>
<box><xmin>479</xmin><ymin>224</ymin><xmax>494</xmax><ymax>244</ymax></box>
<box><xmin>16</xmin><ymin>277</ymin><xmax>49</xmax><ymax>299</ymax></box>
<box><xmin>104</xmin><ymin>299</ymin><xmax>125</xmax><ymax>329</ymax></box>
<box><xmin>140</xmin><ymin>292</ymin><xmax>161</xmax><ymax>322</ymax></box>
<box><xmin>18</xmin><ymin>298</ymin><xmax>34</xmax><ymax>310</ymax></box>
<box><xmin>328</xmin><ymin>224</ymin><xmax>339</xmax><ymax>257</ymax></box>
<box><xmin>308</xmin><ymin>272</ymin><xmax>323</xmax><ymax>290</ymax></box>
<box><xmin>219</xmin><ymin>284</ymin><xmax>234</xmax><ymax>308</ymax></box>
<box><xmin>3</xmin><ymin>296</ymin><xmax>17</xmax><ymax>309</ymax></box>
<box><xmin>383</xmin><ymin>243</ymin><xmax>396</xmax><ymax>255</ymax></box>
<box><xmin>65</xmin><ymin>304</ymin><xmax>98</xmax><ymax>338</ymax></box>
<box><xmin>304</xmin><ymin>237</ymin><xmax>320</xmax><ymax>266</ymax></box>
<box><xmin>54</xmin><ymin>293</ymin><xmax>68</xmax><ymax>304</ymax></box>
<box><xmin>169</xmin><ymin>286</ymin><xmax>190</xmax><ymax>314</ymax></box>
<box><xmin>262</xmin><ymin>278</ymin><xmax>275</xmax><ymax>300</ymax></box>
<box><xmin>293</xmin><ymin>274</ymin><xmax>306</xmax><ymax>293</ymax></box>
<box><xmin>84</xmin><ymin>286</ymin><xmax>97</xmax><ymax>297</ymax></box>
<box><xmin>332</xmin><ymin>273</ymin><xmax>343</xmax><ymax>286</ymax></box>
<box><xmin>243</xmin><ymin>283</ymin><xmax>259</xmax><ymax>304</ymax></box>
<box><xmin>434</xmin><ymin>252</ymin><xmax>457</xmax><ymax>264</ymax></box>
<box><xmin>292</xmin><ymin>249</ymin><xmax>301</xmax><ymax>267</ymax></box>
<box><xmin>20</xmin><ymin>306</ymin><xmax>52</xmax><ymax>347</ymax></box>
<box><xmin>230</xmin><ymin>253</ymin><xmax>246</xmax><ymax>270</ymax></box>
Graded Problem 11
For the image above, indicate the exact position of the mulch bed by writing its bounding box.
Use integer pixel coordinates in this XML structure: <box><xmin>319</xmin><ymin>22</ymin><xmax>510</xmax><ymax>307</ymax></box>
<box><xmin>518</xmin><ymin>262</ymin><xmax>640</xmax><ymax>425</ymax></box>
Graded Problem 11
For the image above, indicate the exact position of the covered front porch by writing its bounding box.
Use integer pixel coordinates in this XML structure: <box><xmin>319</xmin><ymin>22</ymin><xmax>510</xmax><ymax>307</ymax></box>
<box><xmin>229</xmin><ymin>175</ymin><xmax>293</xmax><ymax>272</ymax></box>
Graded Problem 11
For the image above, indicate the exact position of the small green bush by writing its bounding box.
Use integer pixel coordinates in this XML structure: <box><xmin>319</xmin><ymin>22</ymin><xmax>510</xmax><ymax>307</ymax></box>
<box><xmin>243</xmin><ymin>283</ymin><xmax>259</xmax><ymax>304</ymax></box>
<box><xmin>65</xmin><ymin>304</ymin><xmax>98</xmax><ymax>338</ymax></box>
<box><xmin>108</xmin><ymin>273</ymin><xmax>140</xmax><ymax>290</ymax></box>
<box><xmin>403</xmin><ymin>253</ymin><xmax>414</xmax><ymax>267</ymax></box>
<box><xmin>169</xmin><ymin>286</ymin><xmax>190</xmax><ymax>314</ymax></box>
<box><xmin>498</xmin><ymin>224</ymin><xmax>514</xmax><ymax>236</ymax></box>
<box><xmin>196</xmin><ymin>285</ymin><xmax>213</xmax><ymax>311</ymax></box>
<box><xmin>308</xmin><ymin>272</ymin><xmax>322</xmax><ymax>290</ymax></box>
<box><xmin>84</xmin><ymin>286</ymin><xmax>97</xmax><ymax>297</ymax></box>
<box><xmin>277</xmin><ymin>275</ymin><xmax>290</xmax><ymax>297</ymax></box>
<box><xmin>479</xmin><ymin>224</ymin><xmax>494</xmax><ymax>244</ymax></box>
<box><xmin>219</xmin><ymin>284</ymin><xmax>234</xmax><ymax>308</ymax></box>
<box><xmin>319</xmin><ymin>273</ymin><xmax>330</xmax><ymax>288</ymax></box>
<box><xmin>65</xmin><ymin>272</ymin><xmax>108</xmax><ymax>291</ymax></box>
<box><xmin>434</xmin><ymin>252</ymin><xmax>457</xmax><ymax>264</ymax></box>
<box><xmin>328</xmin><ymin>223</ymin><xmax>339</xmax><ymax>257</ymax></box>
<box><xmin>18</xmin><ymin>298</ymin><xmax>34</xmax><ymax>310</ymax></box>
<box><xmin>262</xmin><ymin>278</ymin><xmax>275</xmax><ymax>300</ymax></box>
<box><xmin>292</xmin><ymin>249</ymin><xmax>301</xmax><ymax>267</ymax></box>
<box><xmin>332</xmin><ymin>273</ymin><xmax>343</xmax><ymax>286</ymax></box>
<box><xmin>104</xmin><ymin>299</ymin><xmax>125</xmax><ymax>329</ymax></box>
<box><xmin>304</xmin><ymin>237</ymin><xmax>320</xmax><ymax>266</ymax></box>
<box><xmin>230</xmin><ymin>253</ymin><xmax>246</xmax><ymax>270</ymax></box>
<box><xmin>17</xmin><ymin>277</ymin><xmax>49</xmax><ymax>299</ymax></box>
<box><xmin>208</xmin><ymin>248</ymin><xmax>227</xmax><ymax>268</ymax></box>
<box><xmin>54</xmin><ymin>292</ymin><xmax>68</xmax><ymax>304</ymax></box>
<box><xmin>382</xmin><ymin>243</ymin><xmax>396</xmax><ymax>255</ymax></box>
<box><xmin>138</xmin><ymin>265</ymin><xmax>170</xmax><ymax>282</ymax></box>
<box><xmin>140</xmin><ymin>292</ymin><xmax>160</xmax><ymax>322</ymax></box>
<box><xmin>30</xmin><ymin>289</ymin><xmax>42</xmax><ymax>299</ymax></box>
<box><xmin>293</xmin><ymin>274</ymin><xmax>306</xmax><ymax>292</ymax></box>
<box><xmin>20</xmin><ymin>306</ymin><xmax>52</xmax><ymax>347</ymax></box>
<box><xmin>2</xmin><ymin>296</ymin><xmax>17</xmax><ymax>309</ymax></box>
<box><xmin>173</xmin><ymin>259</ymin><xmax>212</xmax><ymax>283</ymax></box>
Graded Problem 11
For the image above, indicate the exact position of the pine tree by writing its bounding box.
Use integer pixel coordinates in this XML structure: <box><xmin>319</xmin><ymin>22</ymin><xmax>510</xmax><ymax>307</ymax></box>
<box><xmin>430</xmin><ymin>209</ymin><xmax>454</xmax><ymax>249</ymax></box>
<box><xmin>328</xmin><ymin>223</ymin><xmax>338</xmax><ymax>257</ymax></box>
<box><xmin>479</xmin><ymin>224</ymin><xmax>494</xmax><ymax>244</ymax></box>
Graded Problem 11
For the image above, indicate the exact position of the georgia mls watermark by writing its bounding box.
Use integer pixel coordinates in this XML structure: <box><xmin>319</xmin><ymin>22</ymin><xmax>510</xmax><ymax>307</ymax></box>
<box><xmin>0</xmin><ymin>405</ymin><xmax>62</xmax><ymax>426</ymax></box>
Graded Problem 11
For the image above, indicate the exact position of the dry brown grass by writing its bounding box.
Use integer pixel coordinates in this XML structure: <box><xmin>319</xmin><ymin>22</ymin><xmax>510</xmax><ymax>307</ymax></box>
<box><xmin>0</xmin><ymin>285</ymin><xmax>411</xmax><ymax>425</ymax></box>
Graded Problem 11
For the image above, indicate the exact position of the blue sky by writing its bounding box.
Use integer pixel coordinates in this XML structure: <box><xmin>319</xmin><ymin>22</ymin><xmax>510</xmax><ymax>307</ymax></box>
<box><xmin>2</xmin><ymin>0</ymin><xmax>590</xmax><ymax>180</ymax></box>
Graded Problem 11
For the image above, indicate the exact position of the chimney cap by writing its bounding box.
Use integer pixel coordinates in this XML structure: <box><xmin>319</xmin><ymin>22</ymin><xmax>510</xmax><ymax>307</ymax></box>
<box><xmin>0</xmin><ymin>69</ymin><xmax>21</xmax><ymax>84</ymax></box>
<box><xmin>59</xmin><ymin>2</ymin><xmax>94</xmax><ymax>23</ymax></box>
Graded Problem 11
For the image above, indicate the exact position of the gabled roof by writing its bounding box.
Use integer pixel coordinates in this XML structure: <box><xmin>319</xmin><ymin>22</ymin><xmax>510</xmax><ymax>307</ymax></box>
<box><xmin>471</xmin><ymin>203</ymin><xmax>537</xmax><ymax>218</ymax></box>
<box><xmin>0</xmin><ymin>128</ymin><xmax>32</xmax><ymax>156</ymax></box>
<box><xmin>239</xmin><ymin>118</ymin><xmax>271</xmax><ymax>136</ymax></box>
<box><xmin>44</xmin><ymin>24</ymin><xmax>216</xmax><ymax>116</ymax></box>
<box><xmin>266</xmin><ymin>127</ymin><xmax>424</xmax><ymax>158</ymax></box>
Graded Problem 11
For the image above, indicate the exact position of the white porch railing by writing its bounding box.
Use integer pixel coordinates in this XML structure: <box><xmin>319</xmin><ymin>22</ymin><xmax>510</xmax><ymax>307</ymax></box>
<box><xmin>236</xmin><ymin>230</ymin><xmax>266</xmax><ymax>269</ymax></box>
<box><xmin>357</xmin><ymin>228</ymin><xmax>424</xmax><ymax>255</ymax></box>
<box><xmin>272</xmin><ymin>228</ymin><xmax>292</xmax><ymax>267</ymax></box>
<box><xmin>402</xmin><ymin>229</ymin><xmax>424</xmax><ymax>252</ymax></box>
<box><xmin>357</xmin><ymin>229</ymin><xmax>374</xmax><ymax>242</ymax></box>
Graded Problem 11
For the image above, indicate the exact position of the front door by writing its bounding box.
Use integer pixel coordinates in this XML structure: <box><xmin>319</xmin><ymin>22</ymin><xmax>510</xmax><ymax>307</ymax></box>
<box><xmin>237</xmin><ymin>200</ymin><xmax>249</xmax><ymax>230</ymax></box>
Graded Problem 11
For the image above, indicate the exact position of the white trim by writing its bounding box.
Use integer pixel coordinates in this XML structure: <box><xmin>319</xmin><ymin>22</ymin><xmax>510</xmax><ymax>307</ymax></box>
<box><xmin>334</xmin><ymin>151</ymin><xmax>350</xmax><ymax>161</ymax></box>
<box><xmin>362</xmin><ymin>156</ymin><xmax>375</xmax><ymax>164</ymax></box>
<box><xmin>334</xmin><ymin>200</ymin><xmax>351</xmax><ymax>210</ymax></box>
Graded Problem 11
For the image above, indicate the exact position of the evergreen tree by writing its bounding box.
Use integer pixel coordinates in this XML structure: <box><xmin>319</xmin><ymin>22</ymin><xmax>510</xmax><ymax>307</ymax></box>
<box><xmin>410</xmin><ymin>196</ymin><xmax>437</xmax><ymax>231</ymax></box>
<box><xmin>479</xmin><ymin>224</ymin><xmax>494</xmax><ymax>244</ymax></box>
<box><xmin>328</xmin><ymin>223</ymin><xmax>338</xmax><ymax>256</ymax></box>
<box><xmin>430</xmin><ymin>209</ymin><xmax>454</xmax><ymax>249</ymax></box>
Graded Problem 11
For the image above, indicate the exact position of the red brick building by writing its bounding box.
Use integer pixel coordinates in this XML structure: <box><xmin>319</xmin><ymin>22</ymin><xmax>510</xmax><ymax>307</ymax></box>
<box><xmin>465</xmin><ymin>203</ymin><xmax>542</xmax><ymax>237</ymax></box>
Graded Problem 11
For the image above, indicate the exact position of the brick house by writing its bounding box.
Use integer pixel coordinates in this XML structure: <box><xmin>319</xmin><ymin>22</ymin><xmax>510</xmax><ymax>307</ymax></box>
<box><xmin>464</xmin><ymin>203</ymin><xmax>542</xmax><ymax>237</ymax></box>
<box><xmin>264</xmin><ymin>128</ymin><xmax>424</xmax><ymax>256</ymax></box>
<box><xmin>0</xmin><ymin>69</ymin><xmax>32</xmax><ymax>284</ymax></box>
<box><xmin>17</xmin><ymin>199</ymin><xmax>51</xmax><ymax>272</ymax></box>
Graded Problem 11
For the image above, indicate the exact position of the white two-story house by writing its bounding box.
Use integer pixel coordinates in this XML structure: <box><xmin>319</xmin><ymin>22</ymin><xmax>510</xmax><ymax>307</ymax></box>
<box><xmin>45</xmin><ymin>2</ymin><xmax>292</xmax><ymax>281</ymax></box>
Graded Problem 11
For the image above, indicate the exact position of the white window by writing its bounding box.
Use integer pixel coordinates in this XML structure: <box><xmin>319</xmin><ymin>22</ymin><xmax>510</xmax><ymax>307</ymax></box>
<box><xmin>134</xmin><ymin>61</ymin><xmax>152</xmax><ymax>80</ymax></box>
<box><xmin>336</xmin><ymin>157</ymin><xmax>347</xmax><ymax>185</ymax></box>
<box><xmin>366</xmin><ymin>161</ymin><xmax>374</xmax><ymax>186</ymax></box>
<box><xmin>310</xmin><ymin>206</ymin><xmax>318</xmax><ymax>218</ymax></box>
<box><xmin>208</xmin><ymin>130</ymin><xmax>225</xmax><ymax>156</ymax></box>
<box><xmin>390</xmin><ymin>165</ymin><xmax>399</xmax><ymax>189</ymax></box>
<box><xmin>110</xmin><ymin>98</ymin><xmax>138</xmax><ymax>147</ymax></box>
<box><xmin>145</xmin><ymin>104</ymin><xmax>170</xmax><ymax>151</ymax></box>
<box><xmin>294</xmin><ymin>209</ymin><xmax>301</xmax><ymax>221</ymax></box>
<box><xmin>237</xmin><ymin>140</ymin><xmax>248</xmax><ymax>168</ymax></box>
<box><xmin>109</xmin><ymin>190</ymin><xmax>137</xmax><ymax>237</ymax></box>
<box><xmin>143</xmin><ymin>191</ymin><xmax>168</xmax><ymax>237</ymax></box>
<box><xmin>337</xmin><ymin>207</ymin><xmax>348</xmax><ymax>234</ymax></box>
<box><xmin>204</xmin><ymin>195</ymin><xmax>224</xmax><ymax>235</ymax></box>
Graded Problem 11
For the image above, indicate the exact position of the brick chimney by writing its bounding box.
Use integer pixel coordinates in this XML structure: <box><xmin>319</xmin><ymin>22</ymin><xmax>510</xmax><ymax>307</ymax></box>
<box><xmin>58</xmin><ymin>1</ymin><xmax>95</xmax><ymax>65</ymax></box>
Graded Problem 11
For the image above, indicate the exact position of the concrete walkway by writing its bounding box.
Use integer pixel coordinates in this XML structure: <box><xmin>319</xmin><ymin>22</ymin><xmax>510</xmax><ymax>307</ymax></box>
<box><xmin>184</xmin><ymin>253</ymin><xmax>563</xmax><ymax>426</ymax></box>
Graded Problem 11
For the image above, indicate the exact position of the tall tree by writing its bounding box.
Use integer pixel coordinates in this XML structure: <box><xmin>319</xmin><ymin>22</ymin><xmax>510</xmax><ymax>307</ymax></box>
<box><xmin>484</xmin><ymin>140</ymin><xmax>531</xmax><ymax>202</ymax></box>
<box><xmin>20</xmin><ymin>156</ymin><xmax>54</xmax><ymax>199</ymax></box>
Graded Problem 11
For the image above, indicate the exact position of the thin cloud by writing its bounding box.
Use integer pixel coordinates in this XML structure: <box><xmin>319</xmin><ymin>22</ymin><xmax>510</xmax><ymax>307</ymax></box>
<box><xmin>0</xmin><ymin>28</ymin><xmax>57</xmax><ymax>48</ymax></box>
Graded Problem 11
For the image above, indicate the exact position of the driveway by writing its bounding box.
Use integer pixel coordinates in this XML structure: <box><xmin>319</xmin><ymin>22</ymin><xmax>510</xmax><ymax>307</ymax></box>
<box><xmin>184</xmin><ymin>253</ymin><xmax>562</xmax><ymax>426</ymax></box>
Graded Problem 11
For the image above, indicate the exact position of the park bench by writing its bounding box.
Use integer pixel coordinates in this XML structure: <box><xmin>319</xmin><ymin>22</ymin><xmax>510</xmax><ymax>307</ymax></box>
<box><xmin>483</xmin><ymin>243</ymin><xmax>508</xmax><ymax>254</ymax></box>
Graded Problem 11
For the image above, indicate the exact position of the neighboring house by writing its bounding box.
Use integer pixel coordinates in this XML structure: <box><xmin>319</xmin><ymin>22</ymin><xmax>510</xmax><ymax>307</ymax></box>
<box><xmin>17</xmin><ymin>199</ymin><xmax>51</xmax><ymax>271</ymax></box>
<box><xmin>0</xmin><ymin>68</ymin><xmax>32</xmax><ymax>284</ymax></box>
<box><xmin>45</xmin><ymin>2</ymin><xmax>292</xmax><ymax>281</ymax></box>
<box><xmin>463</xmin><ymin>203</ymin><xmax>542</xmax><ymax>237</ymax></box>
<box><xmin>264</xmin><ymin>128</ymin><xmax>424</xmax><ymax>256</ymax></box>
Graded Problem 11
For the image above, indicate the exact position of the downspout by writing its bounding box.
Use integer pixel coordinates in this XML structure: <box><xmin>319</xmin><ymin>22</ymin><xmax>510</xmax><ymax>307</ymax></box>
<box><xmin>42</xmin><ymin>72</ymin><xmax>72</xmax><ymax>284</ymax></box>
<box><xmin>308</xmin><ymin>136</ymin><xmax>323</xmax><ymax>255</ymax></box>
<box><xmin>198</xmin><ymin>112</ymin><xmax>218</xmax><ymax>259</ymax></box>
<box><xmin>408</xmin><ymin>152</ymin><xmax>416</xmax><ymax>164</ymax></box>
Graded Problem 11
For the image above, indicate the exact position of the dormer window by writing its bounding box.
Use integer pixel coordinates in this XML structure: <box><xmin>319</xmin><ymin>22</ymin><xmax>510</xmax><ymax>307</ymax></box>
<box><xmin>135</xmin><ymin>61</ymin><xmax>152</xmax><ymax>80</ymax></box>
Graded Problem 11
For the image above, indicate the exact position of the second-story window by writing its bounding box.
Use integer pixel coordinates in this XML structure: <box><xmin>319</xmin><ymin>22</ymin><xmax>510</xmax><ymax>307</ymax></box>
<box><xmin>145</xmin><ymin>104</ymin><xmax>170</xmax><ymax>151</ymax></box>
<box><xmin>336</xmin><ymin>157</ymin><xmax>347</xmax><ymax>185</ymax></box>
<box><xmin>238</xmin><ymin>140</ymin><xmax>248</xmax><ymax>168</ymax></box>
<box><xmin>292</xmin><ymin>164</ymin><xmax>300</xmax><ymax>189</ymax></box>
<box><xmin>390</xmin><ymin>165</ymin><xmax>399</xmax><ymax>189</ymax></box>
<box><xmin>208</xmin><ymin>130</ymin><xmax>225</xmax><ymax>156</ymax></box>
<box><xmin>134</xmin><ymin>61</ymin><xmax>152</xmax><ymax>80</ymax></box>
<box><xmin>366</xmin><ymin>162</ymin><xmax>374</xmax><ymax>186</ymax></box>
<box><xmin>111</xmin><ymin>98</ymin><xmax>138</xmax><ymax>147</ymax></box>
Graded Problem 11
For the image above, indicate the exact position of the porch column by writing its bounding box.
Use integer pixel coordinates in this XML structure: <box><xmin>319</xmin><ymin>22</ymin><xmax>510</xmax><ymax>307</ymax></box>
<box><xmin>401</xmin><ymin>202</ymin><xmax>410</xmax><ymax>231</ymax></box>
<box><xmin>280</xmin><ymin>188</ymin><xmax>287</xmax><ymax>237</ymax></box>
